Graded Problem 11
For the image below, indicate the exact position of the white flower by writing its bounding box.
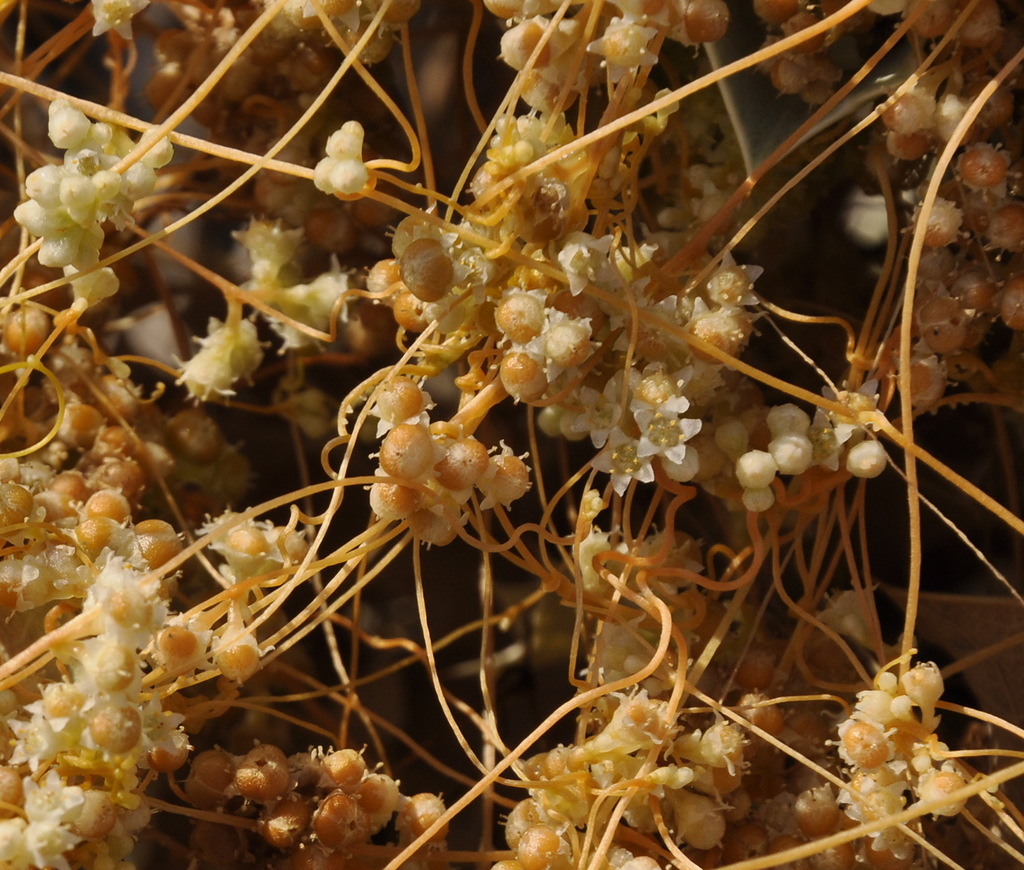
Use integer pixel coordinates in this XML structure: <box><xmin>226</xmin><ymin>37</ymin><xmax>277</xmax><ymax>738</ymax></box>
<box><xmin>593</xmin><ymin>429</ymin><xmax>655</xmax><ymax>495</ymax></box>
<box><xmin>92</xmin><ymin>0</ymin><xmax>150</xmax><ymax>37</ymax></box>
<box><xmin>8</xmin><ymin>715</ymin><xmax>65</xmax><ymax>771</ymax></box>
<box><xmin>633</xmin><ymin>406</ymin><xmax>701</xmax><ymax>465</ymax></box>
<box><xmin>0</xmin><ymin>818</ymin><xmax>29</xmax><ymax>869</ymax></box>
<box><xmin>86</xmin><ymin>556</ymin><xmax>168</xmax><ymax>648</ymax></box>
<box><xmin>177</xmin><ymin>316</ymin><xmax>264</xmax><ymax>400</ymax></box>
<box><xmin>587</xmin><ymin>17</ymin><xmax>658</xmax><ymax>83</ymax></box>
<box><xmin>627</xmin><ymin>367</ymin><xmax>701</xmax><ymax>465</ymax></box>
<box><xmin>557</xmin><ymin>232</ymin><xmax>621</xmax><ymax>295</ymax></box>
<box><xmin>570</xmin><ymin>370</ymin><xmax>633</xmax><ymax>448</ymax></box>
<box><xmin>235</xmin><ymin>220</ymin><xmax>302</xmax><ymax>287</ymax></box>
<box><xmin>18</xmin><ymin>770</ymin><xmax>84</xmax><ymax>870</ymax></box>
<box><xmin>24</xmin><ymin>771</ymin><xmax>84</xmax><ymax>826</ymax></box>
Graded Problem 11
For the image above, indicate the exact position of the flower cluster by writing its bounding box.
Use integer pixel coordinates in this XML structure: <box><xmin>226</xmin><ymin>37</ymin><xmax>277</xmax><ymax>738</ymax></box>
<box><xmin>314</xmin><ymin>121</ymin><xmax>370</xmax><ymax>198</ymax></box>
<box><xmin>14</xmin><ymin>101</ymin><xmax>172</xmax><ymax>305</ymax></box>
<box><xmin>835</xmin><ymin>662</ymin><xmax>969</xmax><ymax>859</ymax></box>
<box><xmin>235</xmin><ymin>220</ymin><xmax>352</xmax><ymax>350</ymax></box>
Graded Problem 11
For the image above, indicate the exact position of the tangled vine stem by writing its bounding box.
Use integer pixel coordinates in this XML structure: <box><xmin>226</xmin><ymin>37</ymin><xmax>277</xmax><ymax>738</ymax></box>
<box><xmin>1</xmin><ymin>0</ymin><xmax>1023</xmax><ymax>868</ymax></box>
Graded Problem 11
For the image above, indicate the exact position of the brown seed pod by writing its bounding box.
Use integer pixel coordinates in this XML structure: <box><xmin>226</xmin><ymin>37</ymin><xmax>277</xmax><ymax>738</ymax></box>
<box><xmin>235</xmin><ymin>743</ymin><xmax>291</xmax><ymax>803</ymax></box>
<box><xmin>399</xmin><ymin>238</ymin><xmax>453</xmax><ymax>303</ymax></box>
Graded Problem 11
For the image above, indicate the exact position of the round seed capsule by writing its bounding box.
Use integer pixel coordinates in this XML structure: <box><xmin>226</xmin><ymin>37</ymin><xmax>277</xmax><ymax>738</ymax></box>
<box><xmin>908</xmin><ymin>355</ymin><xmax>947</xmax><ymax>409</ymax></box>
<box><xmin>794</xmin><ymin>785</ymin><xmax>840</xmax><ymax>836</ymax></box>
<box><xmin>516</xmin><ymin>824</ymin><xmax>572</xmax><ymax>870</ymax></box>
<box><xmin>357</xmin><ymin>772</ymin><xmax>400</xmax><ymax>831</ymax></box>
<box><xmin>683</xmin><ymin>0</ymin><xmax>730</xmax><ymax>42</ymax></box>
<box><xmin>148</xmin><ymin>730</ymin><xmax>191</xmax><ymax>773</ymax></box>
<box><xmin>500</xmin><ymin>19</ymin><xmax>551</xmax><ymax>70</ymax></box>
<box><xmin>215</xmin><ymin>633</ymin><xmax>261</xmax><ymax>683</ymax></box>
<box><xmin>323</xmin><ymin>748</ymin><xmax>366</xmax><ymax>792</ymax></box>
<box><xmin>367</xmin><ymin>258</ymin><xmax>401</xmax><ymax>295</ymax></box>
<box><xmin>259</xmin><ymin>794</ymin><xmax>312</xmax><ymax>849</ymax></box>
<box><xmin>951</xmin><ymin>269</ymin><xmax>998</xmax><ymax>312</ymax></box>
<box><xmin>379</xmin><ymin>423</ymin><xmax>436</xmax><ymax>481</ymax></box>
<box><xmin>83</xmin><ymin>489</ymin><xmax>131</xmax><ymax>523</ymax></box>
<box><xmin>484</xmin><ymin>453</ymin><xmax>531</xmax><ymax>506</ymax></box>
<box><xmin>958</xmin><ymin>143</ymin><xmax>1009</xmax><ymax>189</ymax></box>
<box><xmin>840</xmin><ymin>720</ymin><xmax>890</xmax><ymax>769</ymax></box>
<box><xmin>766</xmin><ymin>403</ymin><xmax>810</xmax><ymax>437</ymax></box>
<box><xmin>399</xmin><ymin>238</ymin><xmax>453</xmax><ymax>303</ymax></box>
<box><xmin>740</xmin><ymin>692</ymin><xmax>786</xmax><ymax>735</ymax></box>
<box><xmin>917</xmin><ymin>296</ymin><xmax>966</xmax><ymax>354</ymax></box>
<box><xmin>496</xmin><ymin>292</ymin><xmax>546</xmax><ymax>344</ymax></box>
<box><xmin>922</xmin><ymin>197</ymin><xmax>961</xmax><ymax>247</ymax></box>
<box><xmin>987</xmin><ymin>203</ymin><xmax>1024</xmax><ymax>252</ymax></box>
<box><xmin>409</xmin><ymin>507</ymin><xmax>458</xmax><ymax>546</ymax></box>
<box><xmin>846</xmin><ymin>440</ymin><xmax>886</xmax><ymax>479</ymax></box>
<box><xmin>391</xmin><ymin>288</ymin><xmax>432</xmax><ymax>332</ymax></box>
<box><xmin>886</xmin><ymin>130</ymin><xmax>930</xmax><ymax>161</ymax></box>
<box><xmin>398</xmin><ymin>793</ymin><xmax>448</xmax><ymax>841</ymax></box>
<box><xmin>156</xmin><ymin>624</ymin><xmax>201</xmax><ymax>672</ymax></box>
<box><xmin>0</xmin><ymin>766</ymin><xmax>24</xmax><ymax>806</ymax></box>
<box><xmin>500</xmin><ymin>352</ymin><xmax>547</xmax><ymax>402</ymax></box>
<box><xmin>71</xmin><ymin>790</ymin><xmax>118</xmax><ymax>840</ymax></box>
<box><xmin>435</xmin><ymin>437</ymin><xmax>489</xmax><ymax>491</ymax></box>
<box><xmin>806</xmin><ymin>841</ymin><xmax>856</xmax><ymax>870</ymax></box>
<box><xmin>135</xmin><ymin>518</ymin><xmax>183</xmax><ymax>569</ymax></box>
<box><xmin>3</xmin><ymin>306</ymin><xmax>51</xmax><ymax>356</ymax></box>
<box><xmin>958</xmin><ymin>0</ymin><xmax>1001</xmax><ymax>48</ymax></box>
<box><xmin>735</xmin><ymin>450</ymin><xmax>778</xmax><ymax>490</ymax></box>
<box><xmin>186</xmin><ymin>749</ymin><xmax>236</xmax><ymax>809</ymax></box>
<box><xmin>0</xmin><ymin>483</ymin><xmax>34</xmax><ymax>532</ymax></box>
<box><xmin>89</xmin><ymin>703</ymin><xmax>142</xmax><ymax>753</ymax></box>
<box><xmin>742</xmin><ymin>485</ymin><xmax>775</xmax><ymax>512</ymax></box>
<box><xmin>999</xmin><ymin>276</ymin><xmax>1024</xmax><ymax>330</ymax></box>
<box><xmin>882</xmin><ymin>89</ymin><xmax>935</xmax><ymax>135</ymax></box>
<box><xmin>369</xmin><ymin>480</ymin><xmax>422</xmax><ymax>520</ymax></box>
<box><xmin>167</xmin><ymin>407</ymin><xmax>224</xmax><ymax>463</ymax></box>
<box><xmin>91</xmin><ymin>642</ymin><xmax>137</xmax><ymax>692</ymax></box>
<box><xmin>313</xmin><ymin>790</ymin><xmax>370</xmax><ymax>849</ymax></box>
<box><xmin>768</xmin><ymin>433</ymin><xmax>814</xmax><ymax>475</ymax></box>
<box><xmin>235</xmin><ymin>743</ymin><xmax>291</xmax><ymax>803</ymax></box>
<box><xmin>377</xmin><ymin>377</ymin><xmax>427</xmax><ymax>424</ymax></box>
<box><xmin>543</xmin><ymin>320</ymin><xmax>590</xmax><ymax>369</ymax></box>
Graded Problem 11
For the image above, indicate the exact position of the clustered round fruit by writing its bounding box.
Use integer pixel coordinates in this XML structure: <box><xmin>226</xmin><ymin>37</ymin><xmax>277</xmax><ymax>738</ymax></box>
<box><xmin>180</xmin><ymin>743</ymin><xmax>446</xmax><ymax>869</ymax></box>
<box><xmin>3</xmin><ymin>0</ymin><xmax>1023</xmax><ymax>868</ymax></box>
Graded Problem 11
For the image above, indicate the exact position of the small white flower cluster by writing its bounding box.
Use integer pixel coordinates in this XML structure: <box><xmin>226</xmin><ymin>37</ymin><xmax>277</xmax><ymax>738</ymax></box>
<box><xmin>176</xmin><ymin>316</ymin><xmax>263</xmax><ymax>401</ymax></box>
<box><xmin>14</xmin><ymin>100</ymin><xmax>172</xmax><ymax>305</ymax></box>
<box><xmin>499</xmin><ymin>1</ymin><xmax>729</xmax><ymax>100</ymax></box>
<box><xmin>720</xmin><ymin>384</ymin><xmax>886</xmax><ymax>513</ymax></box>
<box><xmin>578</xmin><ymin>364</ymin><xmax>703</xmax><ymax>496</ymax></box>
<box><xmin>836</xmin><ymin>662</ymin><xmax>969</xmax><ymax>859</ymax></box>
<box><xmin>510</xmin><ymin>691</ymin><xmax>742</xmax><ymax>858</ymax></box>
<box><xmin>235</xmin><ymin>220</ymin><xmax>352</xmax><ymax>350</ymax></box>
<box><xmin>314</xmin><ymin>121</ymin><xmax>370</xmax><ymax>197</ymax></box>
<box><xmin>0</xmin><ymin>770</ymin><xmax>84</xmax><ymax>870</ymax></box>
<box><xmin>5</xmin><ymin>558</ymin><xmax>186</xmax><ymax>869</ymax></box>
